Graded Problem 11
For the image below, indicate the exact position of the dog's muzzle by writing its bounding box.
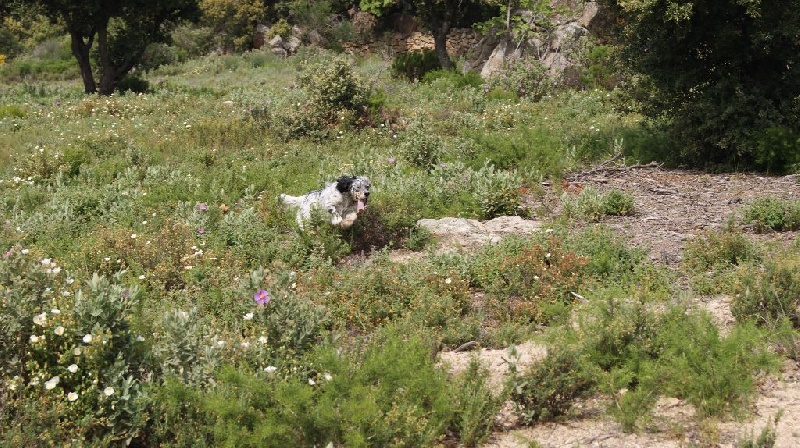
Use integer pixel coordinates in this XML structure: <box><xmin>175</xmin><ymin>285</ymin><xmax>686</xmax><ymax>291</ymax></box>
<box><xmin>357</xmin><ymin>192</ymin><xmax>369</xmax><ymax>212</ymax></box>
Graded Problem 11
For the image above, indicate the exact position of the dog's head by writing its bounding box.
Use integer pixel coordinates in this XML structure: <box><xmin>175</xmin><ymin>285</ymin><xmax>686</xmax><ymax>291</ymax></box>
<box><xmin>336</xmin><ymin>176</ymin><xmax>371</xmax><ymax>212</ymax></box>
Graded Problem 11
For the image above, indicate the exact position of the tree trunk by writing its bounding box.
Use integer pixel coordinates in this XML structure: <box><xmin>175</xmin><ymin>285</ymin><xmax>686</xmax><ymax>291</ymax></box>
<box><xmin>433</xmin><ymin>28</ymin><xmax>453</xmax><ymax>70</ymax></box>
<box><xmin>96</xmin><ymin>24</ymin><xmax>116</xmax><ymax>95</ymax></box>
<box><xmin>70</xmin><ymin>30</ymin><xmax>96</xmax><ymax>94</ymax></box>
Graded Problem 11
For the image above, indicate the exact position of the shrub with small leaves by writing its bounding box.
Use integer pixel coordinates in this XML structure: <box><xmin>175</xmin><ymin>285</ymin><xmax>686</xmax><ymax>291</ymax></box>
<box><xmin>507</xmin><ymin>346</ymin><xmax>598</xmax><ymax>424</ymax></box>
<box><xmin>392</xmin><ymin>49</ymin><xmax>441</xmax><ymax>81</ymax></box>
<box><xmin>732</xmin><ymin>256</ymin><xmax>800</xmax><ymax>326</ymax></box>
<box><xmin>741</xmin><ymin>196</ymin><xmax>800</xmax><ymax>232</ymax></box>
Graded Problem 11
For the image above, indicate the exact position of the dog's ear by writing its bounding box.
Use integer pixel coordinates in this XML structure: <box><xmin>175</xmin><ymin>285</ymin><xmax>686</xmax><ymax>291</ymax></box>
<box><xmin>335</xmin><ymin>176</ymin><xmax>355</xmax><ymax>193</ymax></box>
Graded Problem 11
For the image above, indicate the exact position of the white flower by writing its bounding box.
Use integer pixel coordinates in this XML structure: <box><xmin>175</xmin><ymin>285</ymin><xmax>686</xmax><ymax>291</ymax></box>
<box><xmin>545</xmin><ymin>252</ymin><xmax>551</xmax><ymax>259</ymax></box>
<box><xmin>66</xmin><ymin>278</ymin><xmax>75</xmax><ymax>285</ymax></box>
<box><xmin>54</xmin><ymin>326</ymin><xmax>65</xmax><ymax>336</ymax></box>
<box><xmin>130</xmin><ymin>233</ymin><xmax>137</xmax><ymax>239</ymax></box>
<box><xmin>67</xmin><ymin>392</ymin><xmax>79</xmax><ymax>402</ymax></box>
<box><xmin>21</xmin><ymin>248</ymin><xmax>29</xmax><ymax>255</ymax></box>
<box><xmin>243</xmin><ymin>312</ymin><xmax>254</xmax><ymax>321</ymax></box>
<box><xmin>142</xmin><ymin>220</ymin><xmax>147</xmax><ymax>225</ymax></box>
<box><xmin>308</xmin><ymin>378</ymin><xmax>316</xmax><ymax>386</ymax></box>
<box><xmin>41</xmin><ymin>258</ymin><xmax>51</xmax><ymax>265</ymax></box>
<box><xmin>445</xmin><ymin>277</ymin><xmax>452</xmax><ymax>285</ymax></box>
<box><xmin>67</xmin><ymin>364</ymin><xmax>79</xmax><ymax>373</ymax></box>
<box><xmin>240</xmin><ymin>341</ymin><xmax>251</xmax><ymax>349</ymax></box>
<box><xmin>103</xmin><ymin>387</ymin><xmax>115</xmax><ymax>396</ymax></box>
<box><xmin>82</xmin><ymin>334</ymin><xmax>93</xmax><ymax>343</ymax></box>
<box><xmin>73</xmin><ymin>347</ymin><xmax>82</xmax><ymax>356</ymax></box>
<box><xmin>30</xmin><ymin>335</ymin><xmax>40</xmax><ymax>343</ymax></box>
<box><xmin>138</xmin><ymin>274</ymin><xmax>146</xmax><ymax>280</ymax></box>
<box><xmin>136</xmin><ymin>335</ymin><xmax>145</xmax><ymax>342</ymax></box>
<box><xmin>45</xmin><ymin>376</ymin><xmax>60</xmax><ymax>390</ymax></box>
<box><xmin>216</xmin><ymin>340</ymin><xmax>226</xmax><ymax>347</ymax></box>
<box><xmin>323</xmin><ymin>372</ymin><xmax>333</xmax><ymax>381</ymax></box>
<box><xmin>33</xmin><ymin>312</ymin><xmax>47</xmax><ymax>326</ymax></box>
<box><xmin>264</xmin><ymin>366</ymin><xmax>277</xmax><ymax>373</ymax></box>
<box><xmin>61</xmin><ymin>291</ymin><xmax>71</xmax><ymax>296</ymax></box>
<box><xmin>258</xmin><ymin>336</ymin><xmax>268</xmax><ymax>344</ymax></box>
<box><xmin>51</xmin><ymin>266</ymin><xmax>61</xmax><ymax>274</ymax></box>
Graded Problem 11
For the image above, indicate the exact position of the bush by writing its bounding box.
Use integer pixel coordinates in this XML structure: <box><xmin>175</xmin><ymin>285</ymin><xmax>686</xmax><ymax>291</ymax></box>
<box><xmin>485</xmin><ymin>58</ymin><xmax>558</xmax><ymax>101</ymax></box>
<box><xmin>200</xmin><ymin>0</ymin><xmax>265</xmax><ymax>52</ymax></box>
<box><xmin>392</xmin><ymin>49</ymin><xmax>441</xmax><ymax>81</ymax></box>
<box><xmin>448</xmin><ymin>358</ymin><xmax>503</xmax><ymax>447</ymax></box>
<box><xmin>562</xmin><ymin>187</ymin><xmax>635</xmax><ymax>222</ymax></box>
<box><xmin>741</xmin><ymin>196</ymin><xmax>800</xmax><ymax>232</ymax></box>
<box><xmin>732</xmin><ymin>255</ymin><xmax>800</xmax><ymax>326</ymax></box>
<box><xmin>683</xmin><ymin>229</ymin><xmax>761</xmax><ymax>294</ymax></box>
<box><xmin>507</xmin><ymin>346</ymin><xmax>598</xmax><ymax>424</ymax></box>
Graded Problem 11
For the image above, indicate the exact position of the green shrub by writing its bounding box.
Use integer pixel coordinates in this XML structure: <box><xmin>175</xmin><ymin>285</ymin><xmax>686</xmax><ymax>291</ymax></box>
<box><xmin>741</xmin><ymin>196</ymin><xmax>800</xmax><ymax>232</ymax></box>
<box><xmin>422</xmin><ymin>69</ymin><xmax>483</xmax><ymax>89</ymax></box>
<box><xmin>486</xmin><ymin>58</ymin><xmax>557</xmax><ymax>101</ymax></box>
<box><xmin>449</xmin><ymin>358</ymin><xmax>504</xmax><ymax>447</ymax></box>
<box><xmin>392</xmin><ymin>49</ymin><xmax>441</xmax><ymax>81</ymax></box>
<box><xmin>0</xmin><ymin>104</ymin><xmax>27</xmax><ymax>118</ymax></box>
<box><xmin>507</xmin><ymin>346</ymin><xmax>598</xmax><ymax>424</ymax></box>
<box><xmin>683</xmin><ymin>229</ymin><xmax>760</xmax><ymax>294</ymax></box>
<box><xmin>562</xmin><ymin>187</ymin><xmax>635</xmax><ymax>222</ymax></box>
<box><xmin>200</xmin><ymin>0</ymin><xmax>265</xmax><ymax>52</ymax></box>
<box><xmin>732</xmin><ymin>256</ymin><xmax>800</xmax><ymax>326</ymax></box>
<box><xmin>398</xmin><ymin>121</ymin><xmax>443</xmax><ymax>168</ymax></box>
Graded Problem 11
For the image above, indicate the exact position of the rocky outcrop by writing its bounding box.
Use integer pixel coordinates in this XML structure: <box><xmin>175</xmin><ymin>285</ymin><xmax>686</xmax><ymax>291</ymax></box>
<box><xmin>417</xmin><ymin>216</ymin><xmax>541</xmax><ymax>252</ymax></box>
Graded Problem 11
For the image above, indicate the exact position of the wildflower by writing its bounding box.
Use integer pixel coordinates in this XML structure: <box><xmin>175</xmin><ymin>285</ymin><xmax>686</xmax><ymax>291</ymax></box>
<box><xmin>308</xmin><ymin>378</ymin><xmax>316</xmax><ymax>386</ymax></box>
<box><xmin>130</xmin><ymin>233</ymin><xmax>137</xmax><ymax>239</ymax></box>
<box><xmin>73</xmin><ymin>347</ymin><xmax>82</xmax><ymax>356</ymax></box>
<box><xmin>45</xmin><ymin>376</ymin><xmax>60</xmax><ymax>390</ymax></box>
<box><xmin>197</xmin><ymin>228</ymin><xmax>205</xmax><ymax>235</ymax></box>
<box><xmin>50</xmin><ymin>266</ymin><xmax>61</xmax><ymax>274</ymax></box>
<box><xmin>103</xmin><ymin>387</ymin><xmax>115</xmax><ymax>396</ymax></box>
<box><xmin>61</xmin><ymin>291</ymin><xmax>71</xmax><ymax>296</ymax></box>
<box><xmin>253</xmin><ymin>289</ymin><xmax>270</xmax><ymax>305</ymax></box>
<box><xmin>264</xmin><ymin>366</ymin><xmax>277</xmax><ymax>373</ymax></box>
<box><xmin>138</xmin><ymin>274</ymin><xmax>146</xmax><ymax>280</ymax></box>
<box><xmin>21</xmin><ymin>248</ymin><xmax>29</xmax><ymax>255</ymax></box>
<box><xmin>258</xmin><ymin>336</ymin><xmax>268</xmax><ymax>344</ymax></box>
<box><xmin>67</xmin><ymin>392</ymin><xmax>79</xmax><ymax>402</ymax></box>
<box><xmin>41</xmin><ymin>258</ymin><xmax>51</xmax><ymax>265</ymax></box>
<box><xmin>30</xmin><ymin>335</ymin><xmax>40</xmax><ymax>343</ymax></box>
<box><xmin>243</xmin><ymin>312</ymin><xmax>254</xmax><ymax>320</ymax></box>
<box><xmin>83</xmin><ymin>334</ymin><xmax>93</xmax><ymax>344</ymax></box>
<box><xmin>388</xmin><ymin>157</ymin><xmax>396</xmax><ymax>163</ymax></box>
<box><xmin>445</xmin><ymin>277</ymin><xmax>452</xmax><ymax>285</ymax></box>
<box><xmin>240</xmin><ymin>341</ymin><xmax>251</xmax><ymax>349</ymax></box>
<box><xmin>67</xmin><ymin>364</ymin><xmax>79</xmax><ymax>374</ymax></box>
<box><xmin>136</xmin><ymin>335</ymin><xmax>145</xmax><ymax>342</ymax></box>
<box><xmin>323</xmin><ymin>372</ymin><xmax>333</xmax><ymax>381</ymax></box>
<box><xmin>198</xmin><ymin>203</ymin><xmax>207</xmax><ymax>211</ymax></box>
<box><xmin>33</xmin><ymin>312</ymin><xmax>47</xmax><ymax>326</ymax></box>
<box><xmin>54</xmin><ymin>326</ymin><xmax>65</xmax><ymax>336</ymax></box>
<box><xmin>216</xmin><ymin>340</ymin><xmax>226</xmax><ymax>348</ymax></box>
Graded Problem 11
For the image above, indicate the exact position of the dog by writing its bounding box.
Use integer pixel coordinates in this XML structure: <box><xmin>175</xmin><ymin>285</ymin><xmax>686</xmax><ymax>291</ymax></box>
<box><xmin>280</xmin><ymin>176</ymin><xmax>371</xmax><ymax>228</ymax></box>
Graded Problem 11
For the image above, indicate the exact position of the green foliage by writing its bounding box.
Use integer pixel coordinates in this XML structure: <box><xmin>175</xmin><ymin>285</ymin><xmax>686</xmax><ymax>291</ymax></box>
<box><xmin>392</xmin><ymin>49</ymin><xmax>441</xmax><ymax>81</ymax></box>
<box><xmin>200</xmin><ymin>0</ymin><xmax>265</xmax><ymax>52</ymax></box>
<box><xmin>732</xmin><ymin>254</ymin><xmax>800</xmax><ymax>326</ymax></box>
<box><xmin>422</xmin><ymin>69</ymin><xmax>484</xmax><ymax>89</ymax></box>
<box><xmin>398</xmin><ymin>121</ymin><xmax>443</xmax><ymax>168</ymax></box>
<box><xmin>448</xmin><ymin>358</ymin><xmax>504</xmax><ymax>447</ymax></box>
<box><xmin>562</xmin><ymin>187</ymin><xmax>635</xmax><ymax>222</ymax></box>
<box><xmin>507</xmin><ymin>346</ymin><xmax>598</xmax><ymax>424</ymax></box>
<box><xmin>605</xmin><ymin>0</ymin><xmax>800</xmax><ymax>171</ymax></box>
<box><xmin>486</xmin><ymin>58</ymin><xmax>558</xmax><ymax>101</ymax></box>
<box><xmin>741</xmin><ymin>196</ymin><xmax>800</xmax><ymax>232</ymax></box>
<box><xmin>683</xmin><ymin>228</ymin><xmax>761</xmax><ymax>294</ymax></box>
<box><xmin>738</xmin><ymin>412</ymin><xmax>782</xmax><ymax>448</ymax></box>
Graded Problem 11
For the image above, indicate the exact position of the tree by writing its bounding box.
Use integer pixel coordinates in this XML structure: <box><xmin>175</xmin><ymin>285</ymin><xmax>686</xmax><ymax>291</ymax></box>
<box><xmin>9</xmin><ymin>0</ymin><xmax>200</xmax><ymax>94</ymax></box>
<box><xmin>601</xmin><ymin>0</ymin><xmax>800</xmax><ymax>171</ymax></box>
<box><xmin>361</xmin><ymin>0</ymin><xmax>478</xmax><ymax>70</ymax></box>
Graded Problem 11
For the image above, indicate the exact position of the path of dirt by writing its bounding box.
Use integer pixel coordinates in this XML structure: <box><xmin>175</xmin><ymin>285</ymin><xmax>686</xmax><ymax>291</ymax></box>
<box><xmin>428</xmin><ymin>167</ymin><xmax>800</xmax><ymax>447</ymax></box>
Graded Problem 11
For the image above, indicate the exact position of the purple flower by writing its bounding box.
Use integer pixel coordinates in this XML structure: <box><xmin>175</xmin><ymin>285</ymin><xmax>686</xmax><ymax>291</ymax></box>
<box><xmin>198</xmin><ymin>203</ymin><xmax>207</xmax><ymax>211</ymax></box>
<box><xmin>254</xmin><ymin>289</ymin><xmax>271</xmax><ymax>305</ymax></box>
<box><xmin>198</xmin><ymin>228</ymin><xmax>205</xmax><ymax>235</ymax></box>
<box><xmin>388</xmin><ymin>157</ymin><xmax>396</xmax><ymax>164</ymax></box>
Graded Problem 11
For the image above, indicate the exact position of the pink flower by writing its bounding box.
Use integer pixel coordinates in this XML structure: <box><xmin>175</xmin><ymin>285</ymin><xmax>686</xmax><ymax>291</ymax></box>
<box><xmin>198</xmin><ymin>228</ymin><xmax>205</xmax><ymax>235</ymax></box>
<box><xmin>198</xmin><ymin>203</ymin><xmax>207</xmax><ymax>211</ymax></box>
<box><xmin>253</xmin><ymin>289</ymin><xmax>271</xmax><ymax>305</ymax></box>
<box><xmin>388</xmin><ymin>157</ymin><xmax>396</xmax><ymax>164</ymax></box>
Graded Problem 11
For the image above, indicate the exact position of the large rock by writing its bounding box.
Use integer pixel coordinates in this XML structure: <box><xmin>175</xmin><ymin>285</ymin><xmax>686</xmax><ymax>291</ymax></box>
<box><xmin>417</xmin><ymin>216</ymin><xmax>541</xmax><ymax>251</ymax></box>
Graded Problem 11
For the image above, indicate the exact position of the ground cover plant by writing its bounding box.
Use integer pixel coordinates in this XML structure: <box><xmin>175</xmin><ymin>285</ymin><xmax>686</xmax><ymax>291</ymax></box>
<box><xmin>1</xmin><ymin>45</ymin><xmax>798</xmax><ymax>446</ymax></box>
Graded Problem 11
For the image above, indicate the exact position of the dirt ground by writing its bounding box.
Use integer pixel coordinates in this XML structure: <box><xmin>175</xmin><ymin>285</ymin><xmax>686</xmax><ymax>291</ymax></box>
<box><xmin>437</xmin><ymin>166</ymin><xmax>800</xmax><ymax>448</ymax></box>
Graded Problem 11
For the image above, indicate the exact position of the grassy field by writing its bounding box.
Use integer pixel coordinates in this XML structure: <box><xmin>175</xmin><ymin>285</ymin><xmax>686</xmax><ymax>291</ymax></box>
<box><xmin>1</xmin><ymin>49</ymin><xmax>798</xmax><ymax>447</ymax></box>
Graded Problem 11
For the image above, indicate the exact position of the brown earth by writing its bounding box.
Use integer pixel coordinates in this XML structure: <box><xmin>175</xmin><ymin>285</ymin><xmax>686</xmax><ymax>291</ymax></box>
<box><xmin>432</xmin><ymin>166</ymin><xmax>800</xmax><ymax>448</ymax></box>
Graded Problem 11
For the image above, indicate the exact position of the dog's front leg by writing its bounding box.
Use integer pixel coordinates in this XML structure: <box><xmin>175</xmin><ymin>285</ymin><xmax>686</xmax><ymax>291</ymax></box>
<box><xmin>328</xmin><ymin>206</ymin><xmax>343</xmax><ymax>225</ymax></box>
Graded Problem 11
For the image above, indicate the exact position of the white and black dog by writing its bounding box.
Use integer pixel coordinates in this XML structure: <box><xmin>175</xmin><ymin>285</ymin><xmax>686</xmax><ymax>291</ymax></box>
<box><xmin>280</xmin><ymin>176</ymin><xmax>371</xmax><ymax>228</ymax></box>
